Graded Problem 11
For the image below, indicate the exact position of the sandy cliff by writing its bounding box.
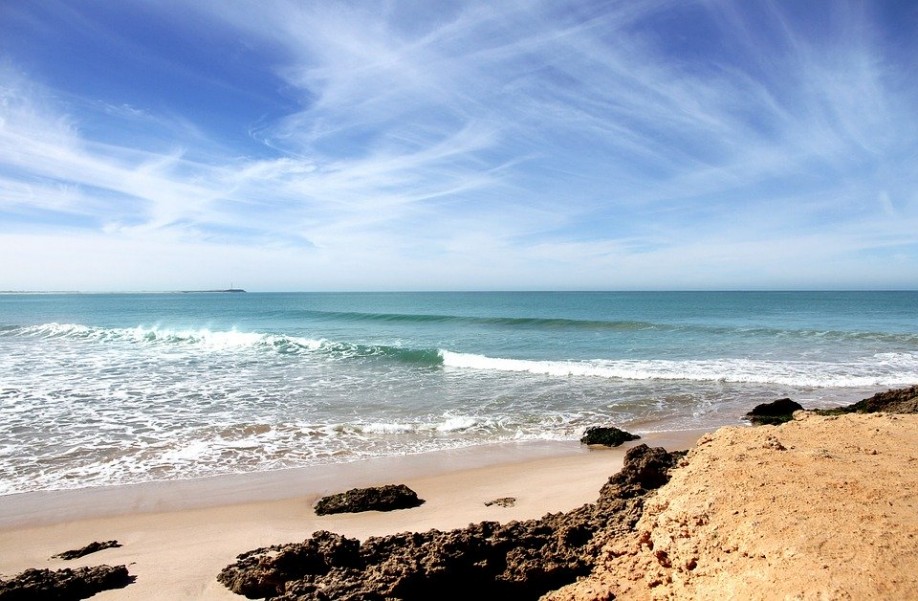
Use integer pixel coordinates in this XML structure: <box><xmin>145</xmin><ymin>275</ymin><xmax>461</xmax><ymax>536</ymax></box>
<box><xmin>547</xmin><ymin>411</ymin><xmax>918</xmax><ymax>600</ymax></box>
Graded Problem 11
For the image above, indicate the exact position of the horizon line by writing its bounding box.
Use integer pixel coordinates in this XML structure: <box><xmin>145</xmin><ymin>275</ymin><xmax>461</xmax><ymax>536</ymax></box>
<box><xmin>2</xmin><ymin>289</ymin><xmax>916</xmax><ymax>295</ymax></box>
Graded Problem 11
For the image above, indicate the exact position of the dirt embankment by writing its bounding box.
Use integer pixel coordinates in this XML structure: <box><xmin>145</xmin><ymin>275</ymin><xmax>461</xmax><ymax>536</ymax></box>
<box><xmin>548</xmin><ymin>408</ymin><xmax>918</xmax><ymax>600</ymax></box>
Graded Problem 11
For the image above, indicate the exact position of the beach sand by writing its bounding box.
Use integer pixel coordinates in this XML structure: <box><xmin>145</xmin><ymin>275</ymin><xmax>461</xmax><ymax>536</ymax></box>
<box><xmin>0</xmin><ymin>431</ymin><xmax>702</xmax><ymax>600</ymax></box>
<box><xmin>11</xmin><ymin>411</ymin><xmax>918</xmax><ymax>601</ymax></box>
<box><xmin>548</xmin><ymin>412</ymin><xmax>918</xmax><ymax>601</ymax></box>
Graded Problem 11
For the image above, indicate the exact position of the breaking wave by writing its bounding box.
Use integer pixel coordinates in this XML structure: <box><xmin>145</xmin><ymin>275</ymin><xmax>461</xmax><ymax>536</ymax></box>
<box><xmin>4</xmin><ymin>323</ymin><xmax>444</xmax><ymax>366</ymax></box>
<box><xmin>438</xmin><ymin>350</ymin><xmax>918</xmax><ymax>388</ymax></box>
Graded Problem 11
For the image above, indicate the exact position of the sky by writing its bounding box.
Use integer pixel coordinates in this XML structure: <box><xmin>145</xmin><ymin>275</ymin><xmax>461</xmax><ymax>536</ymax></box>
<box><xmin>1</xmin><ymin>0</ymin><xmax>916</xmax><ymax>291</ymax></box>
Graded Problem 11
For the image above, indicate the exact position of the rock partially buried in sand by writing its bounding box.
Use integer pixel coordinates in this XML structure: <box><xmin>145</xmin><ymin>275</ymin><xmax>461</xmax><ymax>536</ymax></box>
<box><xmin>314</xmin><ymin>484</ymin><xmax>424</xmax><ymax>515</ymax></box>
<box><xmin>0</xmin><ymin>565</ymin><xmax>132</xmax><ymax>600</ymax></box>
<box><xmin>484</xmin><ymin>497</ymin><xmax>516</xmax><ymax>508</ymax></box>
<box><xmin>580</xmin><ymin>426</ymin><xmax>640</xmax><ymax>447</ymax></box>
<box><xmin>745</xmin><ymin>398</ymin><xmax>804</xmax><ymax>425</ymax></box>
<box><xmin>52</xmin><ymin>540</ymin><xmax>122</xmax><ymax>561</ymax></box>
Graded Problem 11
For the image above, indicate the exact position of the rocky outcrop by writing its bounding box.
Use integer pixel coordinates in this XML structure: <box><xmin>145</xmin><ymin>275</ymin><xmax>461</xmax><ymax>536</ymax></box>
<box><xmin>219</xmin><ymin>444</ymin><xmax>686</xmax><ymax>601</ymax></box>
<box><xmin>744</xmin><ymin>387</ymin><xmax>918</xmax><ymax>423</ymax></box>
<box><xmin>832</xmin><ymin>385</ymin><xmax>918</xmax><ymax>414</ymax></box>
<box><xmin>314</xmin><ymin>484</ymin><xmax>424</xmax><ymax>515</ymax></box>
<box><xmin>52</xmin><ymin>540</ymin><xmax>121</xmax><ymax>561</ymax></box>
<box><xmin>580</xmin><ymin>426</ymin><xmax>640</xmax><ymax>447</ymax></box>
<box><xmin>0</xmin><ymin>565</ymin><xmax>132</xmax><ymax>600</ymax></box>
<box><xmin>745</xmin><ymin>398</ymin><xmax>804</xmax><ymax>425</ymax></box>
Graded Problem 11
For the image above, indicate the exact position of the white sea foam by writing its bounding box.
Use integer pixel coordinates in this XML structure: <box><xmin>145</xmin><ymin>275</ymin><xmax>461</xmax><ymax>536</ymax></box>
<box><xmin>439</xmin><ymin>350</ymin><xmax>918</xmax><ymax>388</ymax></box>
<box><xmin>436</xmin><ymin>416</ymin><xmax>478</xmax><ymax>432</ymax></box>
<box><xmin>157</xmin><ymin>440</ymin><xmax>213</xmax><ymax>463</ymax></box>
<box><xmin>358</xmin><ymin>416</ymin><xmax>482</xmax><ymax>435</ymax></box>
<box><xmin>11</xmin><ymin>323</ymin><xmax>329</xmax><ymax>354</ymax></box>
<box><xmin>361</xmin><ymin>422</ymin><xmax>415</xmax><ymax>434</ymax></box>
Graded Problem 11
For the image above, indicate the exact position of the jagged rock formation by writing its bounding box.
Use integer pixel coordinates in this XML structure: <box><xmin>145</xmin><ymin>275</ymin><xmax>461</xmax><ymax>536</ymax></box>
<box><xmin>0</xmin><ymin>565</ymin><xmax>132</xmax><ymax>600</ymax></box>
<box><xmin>219</xmin><ymin>444</ymin><xmax>685</xmax><ymax>600</ymax></box>
<box><xmin>314</xmin><ymin>484</ymin><xmax>424</xmax><ymax>515</ymax></box>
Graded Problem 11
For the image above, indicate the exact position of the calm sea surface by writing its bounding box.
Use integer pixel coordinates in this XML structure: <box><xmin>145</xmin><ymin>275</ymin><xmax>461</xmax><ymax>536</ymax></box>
<box><xmin>1</xmin><ymin>291</ymin><xmax>916</xmax><ymax>494</ymax></box>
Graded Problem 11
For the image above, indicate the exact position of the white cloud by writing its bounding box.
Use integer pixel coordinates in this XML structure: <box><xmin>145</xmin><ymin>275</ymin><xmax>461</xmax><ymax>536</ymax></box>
<box><xmin>0</xmin><ymin>1</ymin><xmax>916</xmax><ymax>290</ymax></box>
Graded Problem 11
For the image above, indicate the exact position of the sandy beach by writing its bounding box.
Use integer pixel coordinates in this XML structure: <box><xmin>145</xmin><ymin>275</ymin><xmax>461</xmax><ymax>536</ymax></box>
<box><xmin>4</xmin><ymin>401</ymin><xmax>918</xmax><ymax>600</ymax></box>
<box><xmin>0</xmin><ymin>431</ymin><xmax>701</xmax><ymax>600</ymax></box>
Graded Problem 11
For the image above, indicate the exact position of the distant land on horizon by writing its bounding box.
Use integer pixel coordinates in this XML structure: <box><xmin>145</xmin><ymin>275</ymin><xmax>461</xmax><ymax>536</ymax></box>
<box><xmin>1</xmin><ymin>289</ymin><xmax>916</xmax><ymax>295</ymax></box>
<box><xmin>0</xmin><ymin>289</ymin><xmax>248</xmax><ymax>295</ymax></box>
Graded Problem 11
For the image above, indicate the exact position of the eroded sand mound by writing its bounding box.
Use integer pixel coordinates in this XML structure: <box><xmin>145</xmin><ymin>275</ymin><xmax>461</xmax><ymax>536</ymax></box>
<box><xmin>547</xmin><ymin>412</ymin><xmax>918</xmax><ymax>601</ymax></box>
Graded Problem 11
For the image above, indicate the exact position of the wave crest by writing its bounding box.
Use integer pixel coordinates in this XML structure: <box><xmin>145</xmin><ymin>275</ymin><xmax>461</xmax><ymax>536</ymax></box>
<box><xmin>438</xmin><ymin>350</ymin><xmax>918</xmax><ymax>388</ymax></box>
<box><xmin>6</xmin><ymin>323</ymin><xmax>443</xmax><ymax>366</ymax></box>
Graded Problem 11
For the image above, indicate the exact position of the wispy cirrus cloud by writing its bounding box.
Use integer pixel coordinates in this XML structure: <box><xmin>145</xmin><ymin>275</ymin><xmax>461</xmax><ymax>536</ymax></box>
<box><xmin>0</xmin><ymin>0</ymin><xmax>915</xmax><ymax>290</ymax></box>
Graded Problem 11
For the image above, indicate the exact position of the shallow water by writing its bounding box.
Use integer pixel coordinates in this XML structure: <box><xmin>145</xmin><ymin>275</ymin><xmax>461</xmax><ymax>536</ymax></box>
<box><xmin>1</xmin><ymin>291</ymin><xmax>915</xmax><ymax>494</ymax></box>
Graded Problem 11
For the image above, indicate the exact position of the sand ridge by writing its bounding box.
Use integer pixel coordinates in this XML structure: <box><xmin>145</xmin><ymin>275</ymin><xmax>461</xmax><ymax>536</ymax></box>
<box><xmin>548</xmin><ymin>412</ymin><xmax>918</xmax><ymax>601</ymax></box>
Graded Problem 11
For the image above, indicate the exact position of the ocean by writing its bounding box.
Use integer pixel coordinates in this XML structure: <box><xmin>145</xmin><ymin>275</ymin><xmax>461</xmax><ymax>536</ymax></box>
<box><xmin>1</xmin><ymin>291</ymin><xmax>916</xmax><ymax>496</ymax></box>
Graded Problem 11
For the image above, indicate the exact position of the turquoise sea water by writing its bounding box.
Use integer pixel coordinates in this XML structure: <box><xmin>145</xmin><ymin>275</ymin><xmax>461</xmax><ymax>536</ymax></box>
<box><xmin>1</xmin><ymin>291</ymin><xmax>916</xmax><ymax>494</ymax></box>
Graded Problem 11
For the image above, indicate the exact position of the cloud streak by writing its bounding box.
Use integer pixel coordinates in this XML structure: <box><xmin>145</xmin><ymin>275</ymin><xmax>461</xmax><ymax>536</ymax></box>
<box><xmin>0</xmin><ymin>0</ymin><xmax>915</xmax><ymax>290</ymax></box>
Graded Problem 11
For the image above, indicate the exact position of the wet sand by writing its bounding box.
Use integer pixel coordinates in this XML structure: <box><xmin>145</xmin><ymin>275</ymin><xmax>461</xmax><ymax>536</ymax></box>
<box><xmin>0</xmin><ymin>431</ymin><xmax>706</xmax><ymax>600</ymax></box>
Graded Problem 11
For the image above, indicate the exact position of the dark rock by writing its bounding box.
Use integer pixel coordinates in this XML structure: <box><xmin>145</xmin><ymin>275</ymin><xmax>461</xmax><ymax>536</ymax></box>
<box><xmin>826</xmin><ymin>385</ymin><xmax>918</xmax><ymax>415</ymax></box>
<box><xmin>52</xmin><ymin>540</ymin><xmax>121</xmax><ymax>561</ymax></box>
<box><xmin>314</xmin><ymin>484</ymin><xmax>424</xmax><ymax>515</ymax></box>
<box><xmin>218</xmin><ymin>532</ymin><xmax>362</xmax><ymax>599</ymax></box>
<box><xmin>484</xmin><ymin>497</ymin><xmax>516</xmax><ymax>508</ymax></box>
<box><xmin>745</xmin><ymin>398</ymin><xmax>804</xmax><ymax>425</ymax></box>
<box><xmin>0</xmin><ymin>565</ymin><xmax>132</xmax><ymax>601</ymax></box>
<box><xmin>579</xmin><ymin>426</ymin><xmax>640</xmax><ymax>447</ymax></box>
<box><xmin>600</xmin><ymin>444</ymin><xmax>686</xmax><ymax>495</ymax></box>
<box><xmin>219</xmin><ymin>444</ymin><xmax>686</xmax><ymax>601</ymax></box>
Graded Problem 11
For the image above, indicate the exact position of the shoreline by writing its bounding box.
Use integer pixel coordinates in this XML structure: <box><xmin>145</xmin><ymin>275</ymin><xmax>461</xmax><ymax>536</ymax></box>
<box><xmin>5</xmin><ymin>400</ymin><xmax>918</xmax><ymax>599</ymax></box>
<box><xmin>0</xmin><ymin>429</ymin><xmax>707</xmax><ymax>529</ymax></box>
<box><xmin>0</xmin><ymin>430</ymin><xmax>706</xmax><ymax>599</ymax></box>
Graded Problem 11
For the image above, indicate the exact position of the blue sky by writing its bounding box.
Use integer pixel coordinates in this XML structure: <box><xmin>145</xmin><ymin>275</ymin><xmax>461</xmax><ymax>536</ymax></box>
<box><xmin>1</xmin><ymin>0</ymin><xmax>916</xmax><ymax>291</ymax></box>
